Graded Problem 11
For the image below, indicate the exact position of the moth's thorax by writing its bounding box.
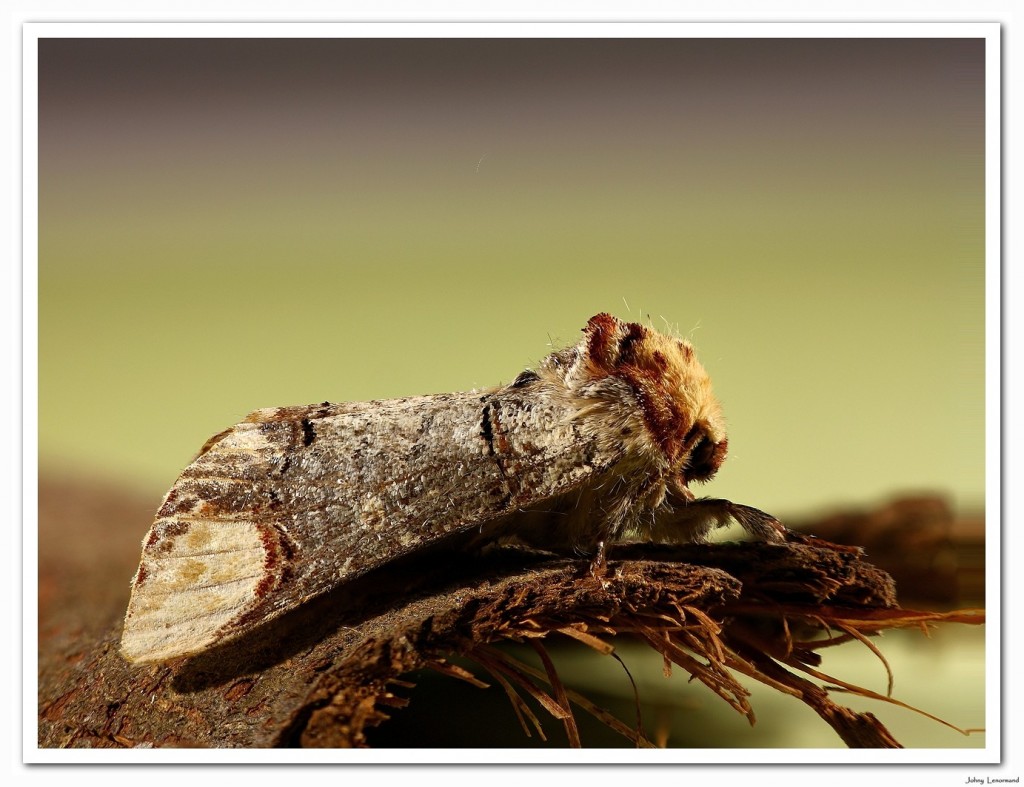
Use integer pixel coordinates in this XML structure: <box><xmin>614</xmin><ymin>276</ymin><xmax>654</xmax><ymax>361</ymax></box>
<box><xmin>539</xmin><ymin>313</ymin><xmax>728</xmax><ymax>486</ymax></box>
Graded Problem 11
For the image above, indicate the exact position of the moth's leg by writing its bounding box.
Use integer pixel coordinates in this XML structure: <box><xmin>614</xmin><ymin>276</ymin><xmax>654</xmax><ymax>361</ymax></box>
<box><xmin>720</xmin><ymin>501</ymin><xmax>790</xmax><ymax>542</ymax></box>
<box><xmin>652</xmin><ymin>495</ymin><xmax>864</xmax><ymax>554</ymax></box>
<box><xmin>588</xmin><ymin>539</ymin><xmax>608</xmax><ymax>579</ymax></box>
<box><xmin>685</xmin><ymin>498</ymin><xmax>864</xmax><ymax>553</ymax></box>
<box><xmin>649</xmin><ymin>496</ymin><xmax>789</xmax><ymax>544</ymax></box>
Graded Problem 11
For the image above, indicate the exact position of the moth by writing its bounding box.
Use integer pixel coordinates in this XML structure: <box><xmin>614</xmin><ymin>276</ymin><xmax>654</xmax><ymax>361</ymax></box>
<box><xmin>121</xmin><ymin>313</ymin><xmax>790</xmax><ymax>663</ymax></box>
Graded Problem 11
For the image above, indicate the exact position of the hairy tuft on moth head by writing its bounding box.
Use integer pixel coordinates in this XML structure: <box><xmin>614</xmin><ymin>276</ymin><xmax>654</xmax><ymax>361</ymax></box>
<box><xmin>537</xmin><ymin>313</ymin><xmax>728</xmax><ymax>507</ymax></box>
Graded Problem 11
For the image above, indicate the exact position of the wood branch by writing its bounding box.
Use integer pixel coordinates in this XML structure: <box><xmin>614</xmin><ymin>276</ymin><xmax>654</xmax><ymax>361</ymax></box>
<box><xmin>37</xmin><ymin>476</ymin><xmax>984</xmax><ymax>749</ymax></box>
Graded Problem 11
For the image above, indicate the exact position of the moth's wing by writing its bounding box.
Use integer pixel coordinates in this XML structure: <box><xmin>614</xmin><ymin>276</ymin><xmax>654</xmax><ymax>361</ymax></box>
<box><xmin>120</xmin><ymin>410</ymin><xmax>312</xmax><ymax>663</ymax></box>
<box><xmin>121</xmin><ymin>392</ymin><xmax>611</xmax><ymax>663</ymax></box>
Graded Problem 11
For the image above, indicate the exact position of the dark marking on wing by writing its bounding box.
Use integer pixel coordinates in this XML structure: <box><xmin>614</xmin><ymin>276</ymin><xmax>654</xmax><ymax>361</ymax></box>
<box><xmin>510</xmin><ymin>369</ymin><xmax>540</xmax><ymax>388</ymax></box>
<box><xmin>300</xmin><ymin>418</ymin><xmax>316</xmax><ymax>447</ymax></box>
<box><xmin>481</xmin><ymin>404</ymin><xmax>497</xmax><ymax>456</ymax></box>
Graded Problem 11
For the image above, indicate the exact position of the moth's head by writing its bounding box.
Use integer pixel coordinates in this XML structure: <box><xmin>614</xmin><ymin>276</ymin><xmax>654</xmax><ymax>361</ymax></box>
<box><xmin>544</xmin><ymin>313</ymin><xmax>728</xmax><ymax>488</ymax></box>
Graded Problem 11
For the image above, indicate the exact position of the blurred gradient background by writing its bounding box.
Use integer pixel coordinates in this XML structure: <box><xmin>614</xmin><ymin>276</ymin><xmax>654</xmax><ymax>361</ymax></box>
<box><xmin>38</xmin><ymin>37</ymin><xmax>985</xmax><ymax>516</ymax></box>
<box><xmin>36</xmin><ymin>36</ymin><xmax>987</xmax><ymax>748</ymax></box>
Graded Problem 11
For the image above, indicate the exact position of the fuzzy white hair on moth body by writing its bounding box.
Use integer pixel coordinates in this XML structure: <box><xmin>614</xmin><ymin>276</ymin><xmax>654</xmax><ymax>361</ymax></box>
<box><xmin>120</xmin><ymin>313</ymin><xmax>791</xmax><ymax>663</ymax></box>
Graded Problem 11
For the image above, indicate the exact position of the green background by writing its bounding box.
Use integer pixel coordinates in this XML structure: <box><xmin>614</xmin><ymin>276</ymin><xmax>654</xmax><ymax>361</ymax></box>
<box><xmin>38</xmin><ymin>38</ymin><xmax>985</xmax><ymax>518</ymax></box>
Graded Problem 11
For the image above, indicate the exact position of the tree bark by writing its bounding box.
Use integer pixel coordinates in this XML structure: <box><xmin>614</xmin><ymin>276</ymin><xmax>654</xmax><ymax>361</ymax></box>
<box><xmin>36</xmin><ymin>475</ymin><xmax>981</xmax><ymax>749</ymax></box>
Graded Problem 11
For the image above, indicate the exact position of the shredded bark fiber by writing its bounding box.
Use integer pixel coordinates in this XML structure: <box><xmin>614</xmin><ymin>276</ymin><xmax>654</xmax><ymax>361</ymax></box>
<box><xmin>38</xmin><ymin>528</ymin><xmax>984</xmax><ymax>749</ymax></box>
